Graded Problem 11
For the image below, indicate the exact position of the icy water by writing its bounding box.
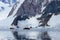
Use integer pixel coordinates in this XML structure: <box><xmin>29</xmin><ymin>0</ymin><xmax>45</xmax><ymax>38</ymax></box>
<box><xmin>0</xmin><ymin>30</ymin><xmax>60</xmax><ymax>40</ymax></box>
<box><xmin>0</xmin><ymin>31</ymin><xmax>14</xmax><ymax>40</ymax></box>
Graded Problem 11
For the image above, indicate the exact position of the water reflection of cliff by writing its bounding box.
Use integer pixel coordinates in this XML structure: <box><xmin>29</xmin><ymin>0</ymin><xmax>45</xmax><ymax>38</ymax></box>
<box><xmin>11</xmin><ymin>28</ymin><xmax>51</xmax><ymax>40</ymax></box>
<box><xmin>41</xmin><ymin>31</ymin><xmax>51</xmax><ymax>40</ymax></box>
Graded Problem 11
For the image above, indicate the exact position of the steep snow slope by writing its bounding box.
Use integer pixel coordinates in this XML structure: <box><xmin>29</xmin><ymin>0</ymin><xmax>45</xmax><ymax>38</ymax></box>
<box><xmin>0</xmin><ymin>1</ymin><xmax>12</xmax><ymax>20</ymax></box>
<box><xmin>48</xmin><ymin>15</ymin><xmax>60</xmax><ymax>28</ymax></box>
<box><xmin>0</xmin><ymin>0</ymin><xmax>24</xmax><ymax>29</ymax></box>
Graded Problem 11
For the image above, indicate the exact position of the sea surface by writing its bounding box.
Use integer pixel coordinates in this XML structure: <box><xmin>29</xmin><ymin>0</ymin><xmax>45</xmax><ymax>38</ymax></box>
<box><xmin>0</xmin><ymin>29</ymin><xmax>60</xmax><ymax>40</ymax></box>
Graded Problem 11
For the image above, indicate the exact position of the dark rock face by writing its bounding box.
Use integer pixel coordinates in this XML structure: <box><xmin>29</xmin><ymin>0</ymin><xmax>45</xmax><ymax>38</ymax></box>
<box><xmin>11</xmin><ymin>15</ymin><xmax>29</xmax><ymax>25</ymax></box>
<box><xmin>38</xmin><ymin>1</ymin><xmax>60</xmax><ymax>26</ymax></box>
<box><xmin>43</xmin><ymin>1</ymin><xmax>60</xmax><ymax>14</ymax></box>
<box><xmin>11</xmin><ymin>0</ymin><xmax>45</xmax><ymax>26</ymax></box>
<box><xmin>8</xmin><ymin>0</ymin><xmax>49</xmax><ymax>17</ymax></box>
<box><xmin>39</xmin><ymin>13</ymin><xmax>53</xmax><ymax>26</ymax></box>
<box><xmin>15</xmin><ymin>0</ymin><xmax>44</xmax><ymax>17</ymax></box>
<box><xmin>11</xmin><ymin>0</ymin><xmax>60</xmax><ymax>26</ymax></box>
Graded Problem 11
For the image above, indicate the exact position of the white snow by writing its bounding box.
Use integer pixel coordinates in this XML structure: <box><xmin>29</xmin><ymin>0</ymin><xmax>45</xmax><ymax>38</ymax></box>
<box><xmin>0</xmin><ymin>0</ymin><xmax>24</xmax><ymax>28</ymax></box>
<box><xmin>49</xmin><ymin>31</ymin><xmax>60</xmax><ymax>40</ymax></box>
<box><xmin>48</xmin><ymin>15</ymin><xmax>60</xmax><ymax>28</ymax></box>
<box><xmin>18</xmin><ymin>15</ymin><xmax>41</xmax><ymax>28</ymax></box>
<box><xmin>0</xmin><ymin>1</ymin><xmax>12</xmax><ymax>20</ymax></box>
